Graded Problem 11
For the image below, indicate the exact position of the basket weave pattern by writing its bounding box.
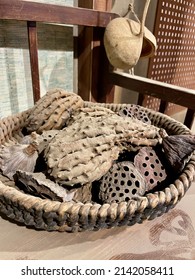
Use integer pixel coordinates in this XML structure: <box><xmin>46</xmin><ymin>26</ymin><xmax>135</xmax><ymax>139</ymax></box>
<box><xmin>0</xmin><ymin>103</ymin><xmax>194</xmax><ymax>232</ymax></box>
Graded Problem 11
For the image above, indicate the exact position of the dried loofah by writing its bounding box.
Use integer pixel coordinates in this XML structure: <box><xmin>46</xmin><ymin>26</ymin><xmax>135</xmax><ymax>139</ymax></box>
<box><xmin>134</xmin><ymin>147</ymin><xmax>167</xmax><ymax>191</ymax></box>
<box><xmin>162</xmin><ymin>135</ymin><xmax>195</xmax><ymax>173</ymax></box>
<box><xmin>15</xmin><ymin>170</ymin><xmax>75</xmax><ymax>202</ymax></box>
<box><xmin>72</xmin><ymin>183</ymin><xmax>92</xmax><ymax>203</ymax></box>
<box><xmin>99</xmin><ymin>161</ymin><xmax>146</xmax><ymax>203</ymax></box>
<box><xmin>67</xmin><ymin>106</ymin><xmax>116</xmax><ymax>125</ymax></box>
<box><xmin>118</xmin><ymin>104</ymin><xmax>151</xmax><ymax>124</ymax></box>
<box><xmin>26</xmin><ymin>89</ymin><xmax>84</xmax><ymax>133</ymax></box>
<box><xmin>0</xmin><ymin>142</ymin><xmax>38</xmax><ymax>179</ymax></box>
<box><xmin>44</xmin><ymin>108</ymin><xmax>164</xmax><ymax>186</ymax></box>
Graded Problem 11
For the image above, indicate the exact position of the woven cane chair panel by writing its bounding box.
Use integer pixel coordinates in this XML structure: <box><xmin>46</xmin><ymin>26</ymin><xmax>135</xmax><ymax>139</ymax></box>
<box><xmin>146</xmin><ymin>0</ymin><xmax>195</xmax><ymax>115</ymax></box>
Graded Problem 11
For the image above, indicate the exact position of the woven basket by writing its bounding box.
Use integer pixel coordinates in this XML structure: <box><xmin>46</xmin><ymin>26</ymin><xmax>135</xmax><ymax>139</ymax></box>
<box><xmin>0</xmin><ymin>102</ymin><xmax>194</xmax><ymax>232</ymax></box>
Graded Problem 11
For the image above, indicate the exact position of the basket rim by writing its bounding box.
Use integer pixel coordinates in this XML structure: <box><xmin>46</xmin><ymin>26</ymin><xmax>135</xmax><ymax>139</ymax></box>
<box><xmin>0</xmin><ymin>102</ymin><xmax>194</xmax><ymax>231</ymax></box>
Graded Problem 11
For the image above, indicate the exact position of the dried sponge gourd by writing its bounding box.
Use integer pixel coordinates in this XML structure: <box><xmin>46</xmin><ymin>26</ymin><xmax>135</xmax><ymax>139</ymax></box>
<box><xmin>26</xmin><ymin>89</ymin><xmax>84</xmax><ymax>133</ymax></box>
<box><xmin>44</xmin><ymin>106</ymin><xmax>163</xmax><ymax>186</ymax></box>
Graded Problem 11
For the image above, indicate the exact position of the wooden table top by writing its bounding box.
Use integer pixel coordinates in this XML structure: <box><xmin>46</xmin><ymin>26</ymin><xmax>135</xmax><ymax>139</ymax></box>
<box><xmin>0</xmin><ymin>181</ymin><xmax>194</xmax><ymax>260</ymax></box>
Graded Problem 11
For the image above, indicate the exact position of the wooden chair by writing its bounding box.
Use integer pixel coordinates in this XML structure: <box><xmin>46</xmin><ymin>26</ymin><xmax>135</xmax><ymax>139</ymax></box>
<box><xmin>1</xmin><ymin>0</ymin><xmax>195</xmax><ymax>128</ymax></box>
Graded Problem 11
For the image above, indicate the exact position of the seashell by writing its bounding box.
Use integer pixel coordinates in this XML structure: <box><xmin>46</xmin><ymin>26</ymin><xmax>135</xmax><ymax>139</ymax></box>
<box><xmin>15</xmin><ymin>170</ymin><xmax>75</xmax><ymax>202</ymax></box>
<box><xmin>44</xmin><ymin>108</ymin><xmax>164</xmax><ymax>186</ymax></box>
<box><xmin>26</xmin><ymin>88</ymin><xmax>84</xmax><ymax>133</ymax></box>
<box><xmin>0</xmin><ymin>142</ymin><xmax>38</xmax><ymax>179</ymax></box>
<box><xmin>104</xmin><ymin>0</ymin><xmax>154</xmax><ymax>70</ymax></box>
<box><xmin>162</xmin><ymin>135</ymin><xmax>195</xmax><ymax>173</ymax></box>
<box><xmin>118</xmin><ymin>104</ymin><xmax>151</xmax><ymax>124</ymax></box>
<box><xmin>134</xmin><ymin>147</ymin><xmax>167</xmax><ymax>191</ymax></box>
<box><xmin>99</xmin><ymin>161</ymin><xmax>146</xmax><ymax>203</ymax></box>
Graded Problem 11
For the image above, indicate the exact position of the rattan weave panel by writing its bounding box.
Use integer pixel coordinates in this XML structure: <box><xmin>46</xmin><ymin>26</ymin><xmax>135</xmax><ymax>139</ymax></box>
<box><xmin>146</xmin><ymin>0</ymin><xmax>195</xmax><ymax>115</ymax></box>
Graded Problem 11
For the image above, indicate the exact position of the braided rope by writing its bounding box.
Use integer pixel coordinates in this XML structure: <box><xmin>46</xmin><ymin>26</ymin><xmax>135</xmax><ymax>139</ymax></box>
<box><xmin>0</xmin><ymin>102</ymin><xmax>194</xmax><ymax>232</ymax></box>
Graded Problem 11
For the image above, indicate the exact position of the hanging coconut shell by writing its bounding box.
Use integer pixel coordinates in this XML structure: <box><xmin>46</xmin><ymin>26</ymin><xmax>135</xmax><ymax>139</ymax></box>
<box><xmin>162</xmin><ymin>134</ymin><xmax>195</xmax><ymax>173</ymax></box>
<box><xmin>104</xmin><ymin>0</ymin><xmax>155</xmax><ymax>70</ymax></box>
<box><xmin>0</xmin><ymin>142</ymin><xmax>38</xmax><ymax>179</ymax></box>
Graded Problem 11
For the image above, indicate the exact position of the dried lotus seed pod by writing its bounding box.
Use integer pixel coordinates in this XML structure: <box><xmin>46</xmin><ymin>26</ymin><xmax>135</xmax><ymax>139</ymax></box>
<box><xmin>0</xmin><ymin>142</ymin><xmax>38</xmax><ymax>179</ymax></box>
<box><xmin>26</xmin><ymin>89</ymin><xmax>84</xmax><ymax>133</ymax></box>
<box><xmin>15</xmin><ymin>170</ymin><xmax>75</xmax><ymax>202</ymax></box>
<box><xmin>99</xmin><ymin>161</ymin><xmax>146</xmax><ymax>203</ymax></box>
<box><xmin>118</xmin><ymin>105</ymin><xmax>151</xmax><ymax>124</ymax></box>
<box><xmin>134</xmin><ymin>147</ymin><xmax>167</xmax><ymax>191</ymax></box>
<box><xmin>162</xmin><ymin>135</ymin><xmax>195</xmax><ymax>173</ymax></box>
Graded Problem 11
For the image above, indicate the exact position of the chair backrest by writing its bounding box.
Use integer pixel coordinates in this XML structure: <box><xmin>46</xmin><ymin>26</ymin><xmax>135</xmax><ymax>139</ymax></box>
<box><xmin>0</xmin><ymin>0</ymin><xmax>194</xmax><ymax>128</ymax></box>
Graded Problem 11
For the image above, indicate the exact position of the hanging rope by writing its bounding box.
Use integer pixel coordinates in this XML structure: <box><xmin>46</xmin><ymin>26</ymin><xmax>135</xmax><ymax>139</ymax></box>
<box><xmin>122</xmin><ymin>0</ymin><xmax>140</xmax><ymax>24</ymax></box>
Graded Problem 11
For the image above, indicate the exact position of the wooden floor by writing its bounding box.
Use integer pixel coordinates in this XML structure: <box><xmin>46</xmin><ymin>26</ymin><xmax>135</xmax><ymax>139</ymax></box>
<box><xmin>0</xmin><ymin>181</ymin><xmax>194</xmax><ymax>260</ymax></box>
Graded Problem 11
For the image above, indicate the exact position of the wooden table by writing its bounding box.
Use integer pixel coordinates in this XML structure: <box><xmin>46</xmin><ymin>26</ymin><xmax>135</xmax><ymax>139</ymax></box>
<box><xmin>0</xmin><ymin>181</ymin><xmax>194</xmax><ymax>260</ymax></box>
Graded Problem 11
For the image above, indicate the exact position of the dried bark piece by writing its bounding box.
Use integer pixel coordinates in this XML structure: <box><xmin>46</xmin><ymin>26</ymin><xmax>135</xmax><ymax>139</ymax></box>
<box><xmin>0</xmin><ymin>143</ymin><xmax>38</xmax><ymax>179</ymax></box>
<box><xmin>72</xmin><ymin>183</ymin><xmax>92</xmax><ymax>203</ymax></box>
<box><xmin>26</xmin><ymin>89</ymin><xmax>84</xmax><ymax>133</ymax></box>
<box><xmin>134</xmin><ymin>147</ymin><xmax>167</xmax><ymax>191</ymax></box>
<box><xmin>45</xmin><ymin>110</ymin><xmax>164</xmax><ymax>186</ymax></box>
<box><xmin>99</xmin><ymin>161</ymin><xmax>146</xmax><ymax>203</ymax></box>
<box><xmin>15</xmin><ymin>170</ymin><xmax>75</xmax><ymax>202</ymax></box>
<box><xmin>162</xmin><ymin>135</ymin><xmax>195</xmax><ymax>173</ymax></box>
<box><xmin>118</xmin><ymin>104</ymin><xmax>151</xmax><ymax>124</ymax></box>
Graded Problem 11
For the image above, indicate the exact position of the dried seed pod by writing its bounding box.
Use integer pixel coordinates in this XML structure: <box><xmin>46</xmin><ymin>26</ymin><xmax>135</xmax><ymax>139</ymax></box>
<box><xmin>26</xmin><ymin>89</ymin><xmax>84</xmax><ymax>133</ymax></box>
<box><xmin>118</xmin><ymin>105</ymin><xmax>151</xmax><ymax>124</ymax></box>
<box><xmin>15</xmin><ymin>170</ymin><xmax>75</xmax><ymax>202</ymax></box>
<box><xmin>134</xmin><ymin>147</ymin><xmax>167</xmax><ymax>191</ymax></box>
<box><xmin>162</xmin><ymin>135</ymin><xmax>195</xmax><ymax>173</ymax></box>
<box><xmin>99</xmin><ymin>161</ymin><xmax>146</xmax><ymax>203</ymax></box>
<box><xmin>0</xmin><ymin>143</ymin><xmax>38</xmax><ymax>179</ymax></box>
<box><xmin>44</xmin><ymin>110</ymin><xmax>164</xmax><ymax>186</ymax></box>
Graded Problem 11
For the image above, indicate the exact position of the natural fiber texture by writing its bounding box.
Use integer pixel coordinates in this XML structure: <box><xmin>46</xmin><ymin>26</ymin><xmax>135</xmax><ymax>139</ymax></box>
<box><xmin>0</xmin><ymin>102</ymin><xmax>194</xmax><ymax>232</ymax></box>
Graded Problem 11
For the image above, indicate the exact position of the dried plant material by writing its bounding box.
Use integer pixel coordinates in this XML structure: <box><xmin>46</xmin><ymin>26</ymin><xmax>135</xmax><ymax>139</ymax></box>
<box><xmin>134</xmin><ymin>147</ymin><xmax>167</xmax><ymax>191</ymax></box>
<box><xmin>26</xmin><ymin>89</ymin><xmax>84</xmax><ymax>133</ymax></box>
<box><xmin>20</xmin><ymin>130</ymin><xmax>59</xmax><ymax>154</ymax></box>
<box><xmin>72</xmin><ymin>183</ymin><xmax>92</xmax><ymax>203</ymax></box>
<box><xmin>0</xmin><ymin>143</ymin><xmax>38</xmax><ymax>179</ymax></box>
<box><xmin>99</xmin><ymin>161</ymin><xmax>146</xmax><ymax>203</ymax></box>
<box><xmin>0</xmin><ymin>173</ymin><xmax>17</xmax><ymax>188</ymax></box>
<box><xmin>162</xmin><ymin>135</ymin><xmax>195</xmax><ymax>173</ymax></box>
<box><xmin>118</xmin><ymin>105</ymin><xmax>151</xmax><ymax>124</ymax></box>
<box><xmin>67</xmin><ymin>106</ymin><xmax>116</xmax><ymax>126</ymax></box>
<box><xmin>45</xmin><ymin>109</ymin><xmax>164</xmax><ymax>186</ymax></box>
<box><xmin>104</xmin><ymin>1</ymin><xmax>152</xmax><ymax>70</ymax></box>
<box><xmin>15</xmin><ymin>170</ymin><xmax>75</xmax><ymax>202</ymax></box>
